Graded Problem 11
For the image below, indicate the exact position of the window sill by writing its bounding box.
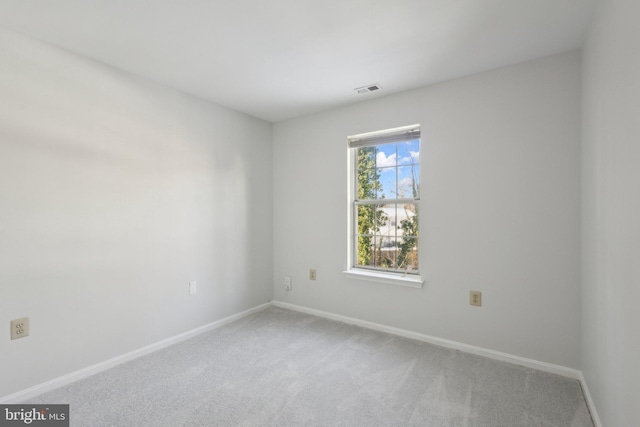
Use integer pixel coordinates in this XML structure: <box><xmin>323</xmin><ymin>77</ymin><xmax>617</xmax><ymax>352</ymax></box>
<box><xmin>342</xmin><ymin>269</ymin><xmax>424</xmax><ymax>289</ymax></box>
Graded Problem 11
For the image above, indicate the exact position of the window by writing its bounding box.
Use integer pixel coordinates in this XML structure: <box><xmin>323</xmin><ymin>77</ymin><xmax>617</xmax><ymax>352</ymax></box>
<box><xmin>346</xmin><ymin>125</ymin><xmax>422</xmax><ymax>287</ymax></box>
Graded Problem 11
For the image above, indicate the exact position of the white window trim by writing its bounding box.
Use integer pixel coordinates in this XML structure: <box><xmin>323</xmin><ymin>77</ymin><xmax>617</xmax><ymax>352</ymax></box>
<box><xmin>342</xmin><ymin>269</ymin><xmax>424</xmax><ymax>288</ymax></box>
<box><xmin>345</xmin><ymin>124</ymin><xmax>424</xmax><ymax>288</ymax></box>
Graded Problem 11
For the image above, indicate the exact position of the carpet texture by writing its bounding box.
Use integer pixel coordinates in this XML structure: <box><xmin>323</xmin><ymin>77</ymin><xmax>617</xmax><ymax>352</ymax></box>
<box><xmin>28</xmin><ymin>307</ymin><xmax>594</xmax><ymax>426</ymax></box>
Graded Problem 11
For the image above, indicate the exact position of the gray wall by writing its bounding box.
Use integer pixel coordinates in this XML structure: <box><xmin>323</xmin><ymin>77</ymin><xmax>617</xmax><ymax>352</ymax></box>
<box><xmin>582</xmin><ymin>0</ymin><xmax>640</xmax><ymax>425</ymax></box>
<box><xmin>0</xmin><ymin>27</ymin><xmax>273</xmax><ymax>398</ymax></box>
<box><xmin>273</xmin><ymin>51</ymin><xmax>582</xmax><ymax>369</ymax></box>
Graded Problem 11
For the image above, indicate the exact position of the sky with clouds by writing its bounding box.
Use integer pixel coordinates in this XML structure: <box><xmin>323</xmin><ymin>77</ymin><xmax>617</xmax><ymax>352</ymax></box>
<box><xmin>373</xmin><ymin>140</ymin><xmax>419</xmax><ymax>199</ymax></box>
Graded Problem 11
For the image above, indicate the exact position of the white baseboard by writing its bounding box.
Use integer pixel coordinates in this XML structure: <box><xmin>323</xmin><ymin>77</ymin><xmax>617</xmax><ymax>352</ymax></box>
<box><xmin>271</xmin><ymin>300</ymin><xmax>582</xmax><ymax>380</ymax></box>
<box><xmin>272</xmin><ymin>301</ymin><xmax>607</xmax><ymax>424</ymax></box>
<box><xmin>578</xmin><ymin>371</ymin><xmax>602</xmax><ymax>427</ymax></box>
<box><xmin>3</xmin><ymin>299</ymin><xmax>601</xmax><ymax>427</ymax></box>
<box><xmin>0</xmin><ymin>302</ymin><xmax>271</xmax><ymax>404</ymax></box>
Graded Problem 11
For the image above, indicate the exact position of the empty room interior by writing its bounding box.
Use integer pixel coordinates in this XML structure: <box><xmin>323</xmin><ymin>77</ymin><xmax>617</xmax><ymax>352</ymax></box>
<box><xmin>0</xmin><ymin>0</ymin><xmax>638</xmax><ymax>426</ymax></box>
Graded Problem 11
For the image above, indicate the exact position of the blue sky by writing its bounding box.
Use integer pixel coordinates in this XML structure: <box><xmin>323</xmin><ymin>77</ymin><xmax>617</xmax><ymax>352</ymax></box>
<box><xmin>375</xmin><ymin>140</ymin><xmax>419</xmax><ymax>199</ymax></box>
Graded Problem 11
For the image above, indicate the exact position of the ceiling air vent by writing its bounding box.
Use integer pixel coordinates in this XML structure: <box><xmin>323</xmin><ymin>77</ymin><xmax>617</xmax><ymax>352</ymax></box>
<box><xmin>355</xmin><ymin>84</ymin><xmax>381</xmax><ymax>94</ymax></box>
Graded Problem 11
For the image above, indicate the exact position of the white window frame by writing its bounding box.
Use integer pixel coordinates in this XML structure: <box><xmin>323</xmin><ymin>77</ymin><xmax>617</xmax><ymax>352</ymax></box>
<box><xmin>343</xmin><ymin>124</ymin><xmax>424</xmax><ymax>288</ymax></box>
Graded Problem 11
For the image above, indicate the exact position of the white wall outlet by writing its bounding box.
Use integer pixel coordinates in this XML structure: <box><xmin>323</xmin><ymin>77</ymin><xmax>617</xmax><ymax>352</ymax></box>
<box><xmin>470</xmin><ymin>291</ymin><xmax>482</xmax><ymax>307</ymax></box>
<box><xmin>11</xmin><ymin>317</ymin><xmax>29</xmax><ymax>340</ymax></box>
<box><xmin>284</xmin><ymin>276</ymin><xmax>292</xmax><ymax>291</ymax></box>
<box><xmin>309</xmin><ymin>269</ymin><xmax>317</xmax><ymax>280</ymax></box>
<box><xmin>189</xmin><ymin>281</ymin><xmax>197</xmax><ymax>295</ymax></box>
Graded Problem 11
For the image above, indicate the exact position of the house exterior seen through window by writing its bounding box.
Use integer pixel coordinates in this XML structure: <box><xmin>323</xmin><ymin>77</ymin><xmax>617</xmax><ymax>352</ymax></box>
<box><xmin>348</xmin><ymin>125</ymin><xmax>420</xmax><ymax>276</ymax></box>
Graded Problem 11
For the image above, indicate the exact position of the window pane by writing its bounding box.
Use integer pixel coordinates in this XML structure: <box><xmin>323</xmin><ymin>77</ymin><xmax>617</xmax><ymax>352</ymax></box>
<box><xmin>377</xmin><ymin>204</ymin><xmax>397</xmax><ymax>237</ymax></box>
<box><xmin>397</xmin><ymin>166</ymin><xmax>418</xmax><ymax>198</ymax></box>
<box><xmin>356</xmin><ymin>204</ymin><xmax>388</xmax><ymax>268</ymax></box>
<box><xmin>356</xmin><ymin>235</ymin><xmax>375</xmax><ymax>268</ymax></box>
<box><xmin>371</xmin><ymin>204</ymin><xmax>388</xmax><ymax>232</ymax></box>
<box><xmin>371</xmin><ymin>236</ymin><xmax>392</xmax><ymax>269</ymax></box>
<box><xmin>398</xmin><ymin>204</ymin><xmax>418</xmax><ymax>238</ymax></box>
<box><xmin>357</xmin><ymin>146</ymin><xmax>376</xmax><ymax>171</ymax></box>
<box><xmin>398</xmin><ymin>140</ymin><xmax>419</xmax><ymax>165</ymax></box>
<box><xmin>378</xmin><ymin>236</ymin><xmax>398</xmax><ymax>268</ymax></box>
<box><xmin>397</xmin><ymin>237</ymin><xmax>418</xmax><ymax>271</ymax></box>
<box><xmin>356</xmin><ymin>204</ymin><xmax>375</xmax><ymax>235</ymax></box>
<box><xmin>357</xmin><ymin>146</ymin><xmax>378</xmax><ymax>201</ymax></box>
<box><xmin>376</xmin><ymin>144</ymin><xmax>397</xmax><ymax>168</ymax></box>
<box><xmin>357</xmin><ymin>167</ymin><xmax>378</xmax><ymax>200</ymax></box>
<box><xmin>378</xmin><ymin>167</ymin><xmax>396</xmax><ymax>199</ymax></box>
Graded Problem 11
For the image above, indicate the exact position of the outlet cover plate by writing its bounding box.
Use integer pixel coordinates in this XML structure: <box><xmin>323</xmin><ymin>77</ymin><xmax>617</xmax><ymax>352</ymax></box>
<box><xmin>11</xmin><ymin>317</ymin><xmax>30</xmax><ymax>340</ymax></box>
<box><xmin>470</xmin><ymin>291</ymin><xmax>482</xmax><ymax>307</ymax></box>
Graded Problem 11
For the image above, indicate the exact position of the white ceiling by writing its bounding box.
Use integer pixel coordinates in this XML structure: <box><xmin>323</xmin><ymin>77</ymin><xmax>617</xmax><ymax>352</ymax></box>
<box><xmin>0</xmin><ymin>0</ymin><xmax>595</xmax><ymax>123</ymax></box>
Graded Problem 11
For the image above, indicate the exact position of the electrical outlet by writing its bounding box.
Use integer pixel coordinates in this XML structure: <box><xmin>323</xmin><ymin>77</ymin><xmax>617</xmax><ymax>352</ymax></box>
<box><xmin>284</xmin><ymin>276</ymin><xmax>292</xmax><ymax>291</ymax></box>
<box><xmin>189</xmin><ymin>281</ymin><xmax>197</xmax><ymax>295</ymax></box>
<box><xmin>11</xmin><ymin>317</ymin><xmax>29</xmax><ymax>340</ymax></box>
<box><xmin>470</xmin><ymin>291</ymin><xmax>482</xmax><ymax>307</ymax></box>
<box><xmin>309</xmin><ymin>269</ymin><xmax>316</xmax><ymax>281</ymax></box>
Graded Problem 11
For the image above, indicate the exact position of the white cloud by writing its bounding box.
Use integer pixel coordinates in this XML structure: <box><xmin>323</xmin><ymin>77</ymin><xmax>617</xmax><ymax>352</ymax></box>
<box><xmin>398</xmin><ymin>151</ymin><xmax>419</xmax><ymax>164</ymax></box>
<box><xmin>399</xmin><ymin>177</ymin><xmax>414</xmax><ymax>187</ymax></box>
<box><xmin>376</xmin><ymin>151</ymin><xmax>397</xmax><ymax>167</ymax></box>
